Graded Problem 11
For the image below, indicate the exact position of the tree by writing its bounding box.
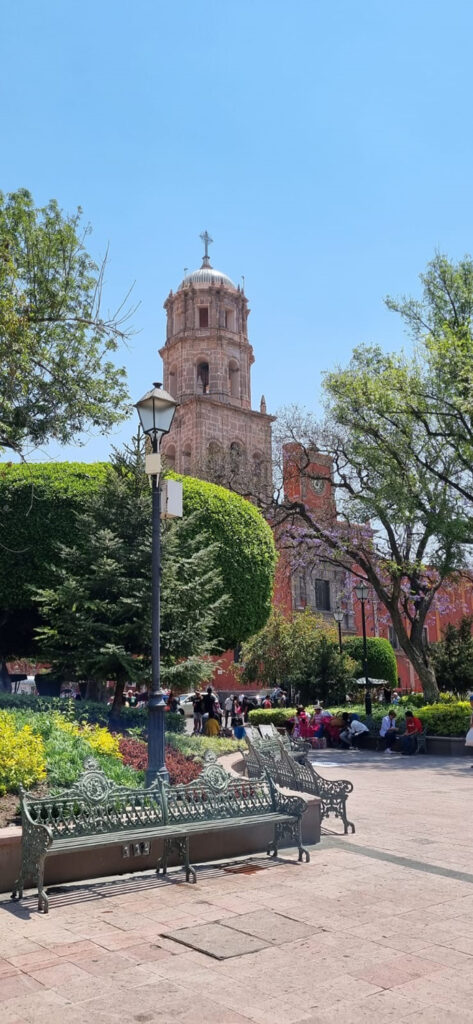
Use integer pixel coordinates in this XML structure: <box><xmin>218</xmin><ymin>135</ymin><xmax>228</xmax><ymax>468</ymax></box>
<box><xmin>431</xmin><ymin>616</ymin><xmax>473</xmax><ymax>695</ymax></box>
<box><xmin>241</xmin><ymin>609</ymin><xmax>355</xmax><ymax>705</ymax></box>
<box><xmin>0</xmin><ymin>460</ymin><xmax>276</xmax><ymax>665</ymax></box>
<box><xmin>0</xmin><ymin>189</ymin><xmax>131</xmax><ymax>456</ymax></box>
<box><xmin>271</xmin><ymin>257</ymin><xmax>473</xmax><ymax>702</ymax></box>
<box><xmin>33</xmin><ymin>439</ymin><xmax>226</xmax><ymax>716</ymax></box>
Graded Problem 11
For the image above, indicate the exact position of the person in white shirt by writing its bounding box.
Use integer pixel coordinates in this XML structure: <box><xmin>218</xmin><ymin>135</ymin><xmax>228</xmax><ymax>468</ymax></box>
<box><xmin>380</xmin><ymin>710</ymin><xmax>398</xmax><ymax>753</ymax></box>
<box><xmin>224</xmin><ymin>694</ymin><xmax>234</xmax><ymax>730</ymax></box>
<box><xmin>339</xmin><ymin>714</ymin><xmax>369</xmax><ymax>749</ymax></box>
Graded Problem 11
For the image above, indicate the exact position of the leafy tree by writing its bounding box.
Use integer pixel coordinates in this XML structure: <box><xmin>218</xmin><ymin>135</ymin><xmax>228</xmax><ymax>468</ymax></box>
<box><xmin>241</xmin><ymin>609</ymin><xmax>355</xmax><ymax>705</ymax></box>
<box><xmin>33</xmin><ymin>439</ymin><xmax>226</xmax><ymax>716</ymax></box>
<box><xmin>271</xmin><ymin>257</ymin><xmax>473</xmax><ymax>701</ymax></box>
<box><xmin>0</xmin><ymin>460</ymin><xmax>276</xmax><ymax>665</ymax></box>
<box><xmin>343</xmin><ymin>637</ymin><xmax>398</xmax><ymax>689</ymax></box>
<box><xmin>0</xmin><ymin>188</ymin><xmax>131</xmax><ymax>456</ymax></box>
<box><xmin>431</xmin><ymin>616</ymin><xmax>473</xmax><ymax>695</ymax></box>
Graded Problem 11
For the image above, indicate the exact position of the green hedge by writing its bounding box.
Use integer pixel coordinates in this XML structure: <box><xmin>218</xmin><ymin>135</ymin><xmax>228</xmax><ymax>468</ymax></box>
<box><xmin>249</xmin><ymin>700</ymin><xmax>472</xmax><ymax>737</ymax></box>
<box><xmin>0</xmin><ymin>463</ymin><xmax>276</xmax><ymax>652</ymax></box>
<box><xmin>248</xmin><ymin>707</ymin><xmax>298</xmax><ymax>726</ymax></box>
<box><xmin>0</xmin><ymin>694</ymin><xmax>185</xmax><ymax>733</ymax></box>
<box><xmin>343</xmin><ymin>636</ymin><xmax>398</xmax><ymax>688</ymax></box>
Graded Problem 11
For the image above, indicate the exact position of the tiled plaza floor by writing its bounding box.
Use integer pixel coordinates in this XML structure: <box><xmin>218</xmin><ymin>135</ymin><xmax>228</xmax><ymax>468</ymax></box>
<box><xmin>1</xmin><ymin>750</ymin><xmax>473</xmax><ymax>1023</ymax></box>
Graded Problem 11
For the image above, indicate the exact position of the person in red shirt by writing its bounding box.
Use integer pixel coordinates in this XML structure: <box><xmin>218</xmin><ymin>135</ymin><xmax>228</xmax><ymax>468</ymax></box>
<box><xmin>401</xmin><ymin>710</ymin><xmax>423</xmax><ymax>755</ymax></box>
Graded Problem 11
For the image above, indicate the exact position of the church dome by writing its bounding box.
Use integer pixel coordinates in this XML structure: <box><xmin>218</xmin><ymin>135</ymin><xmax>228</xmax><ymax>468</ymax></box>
<box><xmin>178</xmin><ymin>231</ymin><xmax>237</xmax><ymax>291</ymax></box>
<box><xmin>178</xmin><ymin>266</ymin><xmax>236</xmax><ymax>291</ymax></box>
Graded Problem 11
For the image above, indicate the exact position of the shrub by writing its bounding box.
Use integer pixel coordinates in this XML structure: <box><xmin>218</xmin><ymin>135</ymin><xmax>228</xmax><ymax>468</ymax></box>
<box><xmin>417</xmin><ymin>702</ymin><xmax>471</xmax><ymax>737</ymax></box>
<box><xmin>0</xmin><ymin>463</ymin><xmax>276</xmax><ymax>653</ymax></box>
<box><xmin>53</xmin><ymin>715</ymin><xmax>122</xmax><ymax>759</ymax></box>
<box><xmin>343</xmin><ymin>637</ymin><xmax>398</xmax><ymax>688</ymax></box>
<box><xmin>118</xmin><ymin>736</ymin><xmax>147</xmax><ymax>771</ymax></box>
<box><xmin>248</xmin><ymin>707</ymin><xmax>297</xmax><ymax>727</ymax></box>
<box><xmin>0</xmin><ymin>711</ymin><xmax>47</xmax><ymax>793</ymax></box>
<box><xmin>0</xmin><ymin>694</ymin><xmax>185</xmax><ymax>733</ymax></box>
<box><xmin>166</xmin><ymin>733</ymin><xmax>242</xmax><ymax>759</ymax></box>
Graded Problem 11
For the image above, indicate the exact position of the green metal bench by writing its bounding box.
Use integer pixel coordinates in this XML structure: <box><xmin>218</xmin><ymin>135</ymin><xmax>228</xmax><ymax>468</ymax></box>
<box><xmin>245</xmin><ymin>735</ymin><xmax>355</xmax><ymax>834</ymax></box>
<box><xmin>11</xmin><ymin>753</ymin><xmax>310</xmax><ymax>913</ymax></box>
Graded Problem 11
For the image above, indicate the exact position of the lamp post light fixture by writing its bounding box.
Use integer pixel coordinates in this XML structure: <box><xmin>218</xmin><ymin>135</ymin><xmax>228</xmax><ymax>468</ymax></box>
<box><xmin>333</xmin><ymin>608</ymin><xmax>344</xmax><ymax>654</ymax></box>
<box><xmin>354</xmin><ymin>580</ymin><xmax>371</xmax><ymax>715</ymax></box>
<box><xmin>135</xmin><ymin>383</ymin><xmax>178</xmax><ymax>786</ymax></box>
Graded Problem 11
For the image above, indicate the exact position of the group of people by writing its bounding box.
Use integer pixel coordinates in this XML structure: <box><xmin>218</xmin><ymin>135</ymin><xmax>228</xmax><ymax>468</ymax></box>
<box><xmin>287</xmin><ymin>703</ymin><xmax>424</xmax><ymax>755</ymax></box>
<box><xmin>190</xmin><ymin>688</ymin><xmax>248</xmax><ymax>738</ymax></box>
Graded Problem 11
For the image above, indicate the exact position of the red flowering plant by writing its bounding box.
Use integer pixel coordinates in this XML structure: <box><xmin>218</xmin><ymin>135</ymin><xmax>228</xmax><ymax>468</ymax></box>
<box><xmin>118</xmin><ymin>737</ymin><xmax>202</xmax><ymax>785</ymax></box>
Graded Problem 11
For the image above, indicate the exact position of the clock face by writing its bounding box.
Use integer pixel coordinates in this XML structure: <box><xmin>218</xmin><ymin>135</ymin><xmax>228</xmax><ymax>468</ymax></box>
<box><xmin>311</xmin><ymin>477</ymin><xmax>325</xmax><ymax>495</ymax></box>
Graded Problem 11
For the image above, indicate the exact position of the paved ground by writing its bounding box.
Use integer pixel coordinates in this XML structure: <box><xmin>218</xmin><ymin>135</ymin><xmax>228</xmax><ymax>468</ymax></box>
<box><xmin>1</xmin><ymin>749</ymin><xmax>473</xmax><ymax>1023</ymax></box>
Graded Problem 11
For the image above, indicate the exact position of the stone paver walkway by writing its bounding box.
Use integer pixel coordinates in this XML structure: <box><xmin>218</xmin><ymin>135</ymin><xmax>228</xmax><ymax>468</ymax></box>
<box><xmin>1</xmin><ymin>751</ymin><xmax>473</xmax><ymax>1023</ymax></box>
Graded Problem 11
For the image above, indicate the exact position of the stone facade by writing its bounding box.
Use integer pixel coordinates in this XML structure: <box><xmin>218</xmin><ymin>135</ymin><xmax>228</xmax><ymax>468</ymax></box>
<box><xmin>159</xmin><ymin>245</ymin><xmax>273</xmax><ymax>498</ymax></box>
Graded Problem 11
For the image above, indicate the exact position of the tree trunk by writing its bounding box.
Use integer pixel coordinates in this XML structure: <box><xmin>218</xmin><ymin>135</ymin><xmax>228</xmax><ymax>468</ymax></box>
<box><xmin>109</xmin><ymin>677</ymin><xmax>125</xmax><ymax>721</ymax></box>
<box><xmin>0</xmin><ymin>658</ymin><xmax>12</xmax><ymax>693</ymax></box>
<box><xmin>413</xmin><ymin>660</ymin><xmax>439</xmax><ymax>704</ymax></box>
<box><xmin>86</xmin><ymin>678</ymin><xmax>103</xmax><ymax>702</ymax></box>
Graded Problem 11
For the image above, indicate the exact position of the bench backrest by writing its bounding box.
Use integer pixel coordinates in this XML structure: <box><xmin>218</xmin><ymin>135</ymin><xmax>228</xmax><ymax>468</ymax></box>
<box><xmin>21</xmin><ymin>758</ymin><xmax>166</xmax><ymax>839</ymax></box>
<box><xmin>21</xmin><ymin>753</ymin><xmax>303</xmax><ymax>839</ymax></box>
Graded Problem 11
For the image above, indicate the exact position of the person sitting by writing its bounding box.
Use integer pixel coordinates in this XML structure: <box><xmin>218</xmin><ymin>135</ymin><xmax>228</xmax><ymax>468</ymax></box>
<box><xmin>400</xmin><ymin>710</ymin><xmax>423</xmax><ymax>754</ymax></box>
<box><xmin>380</xmin><ymin>709</ymin><xmax>398</xmax><ymax>753</ymax></box>
<box><xmin>348</xmin><ymin>716</ymin><xmax>370</xmax><ymax>748</ymax></box>
<box><xmin>204</xmin><ymin>714</ymin><xmax>220</xmax><ymax>737</ymax></box>
<box><xmin>339</xmin><ymin>713</ymin><xmax>352</xmax><ymax>749</ymax></box>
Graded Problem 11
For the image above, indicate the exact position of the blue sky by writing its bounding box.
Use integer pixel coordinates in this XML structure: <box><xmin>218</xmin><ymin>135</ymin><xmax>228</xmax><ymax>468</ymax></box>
<box><xmin>2</xmin><ymin>0</ymin><xmax>473</xmax><ymax>462</ymax></box>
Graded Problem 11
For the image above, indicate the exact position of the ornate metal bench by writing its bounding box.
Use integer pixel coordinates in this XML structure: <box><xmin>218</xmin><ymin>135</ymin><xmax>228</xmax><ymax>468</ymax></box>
<box><xmin>245</xmin><ymin>736</ymin><xmax>355</xmax><ymax>834</ymax></box>
<box><xmin>246</xmin><ymin>724</ymin><xmax>310</xmax><ymax>763</ymax></box>
<box><xmin>11</xmin><ymin>753</ymin><xmax>310</xmax><ymax>913</ymax></box>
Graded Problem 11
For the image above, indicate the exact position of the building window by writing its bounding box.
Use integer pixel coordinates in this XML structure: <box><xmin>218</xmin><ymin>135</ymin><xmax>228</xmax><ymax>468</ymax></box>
<box><xmin>388</xmin><ymin>626</ymin><xmax>400</xmax><ymax>650</ymax></box>
<box><xmin>196</xmin><ymin>362</ymin><xmax>209</xmax><ymax>394</ymax></box>
<box><xmin>224</xmin><ymin>309</ymin><xmax>234</xmax><ymax>330</ymax></box>
<box><xmin>315</xmin><ymin>579</ymin><xmax>331</xmax><ymax>611</ymax></box>
<box><xmin>198</xmin><ymin>306</ymin><xmax>209</xmax><ymax>328</ymax></box>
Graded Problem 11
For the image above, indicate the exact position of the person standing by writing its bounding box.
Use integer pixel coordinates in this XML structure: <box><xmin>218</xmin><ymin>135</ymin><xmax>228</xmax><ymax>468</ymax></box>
<box><xmin>192</xmin><ymin>691</ymin><xmax>203</xmax><ymax>735</ymax></box>
<box><xmin>380</xmin><ymin>709</ymin><xmax>398</xmax><ymax>753</ymax></box>
<box><xmin>224</xmin><ymin>694</ymin><xmax>234</xmax><ymax>730</ymax></box>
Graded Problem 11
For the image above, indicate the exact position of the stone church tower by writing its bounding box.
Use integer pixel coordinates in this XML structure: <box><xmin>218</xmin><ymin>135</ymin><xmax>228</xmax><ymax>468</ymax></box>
<box><xmin>159</xmin><ymin>233</ymin><xmax>273</xmax><ymax>497</ymax></box>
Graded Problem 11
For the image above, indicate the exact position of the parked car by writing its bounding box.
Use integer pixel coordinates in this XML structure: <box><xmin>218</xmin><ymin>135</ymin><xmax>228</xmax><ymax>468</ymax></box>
<box><xmin>178</xmin><ymin>693</ymin><xmax>195</xmax><ymax>717</ymax></box>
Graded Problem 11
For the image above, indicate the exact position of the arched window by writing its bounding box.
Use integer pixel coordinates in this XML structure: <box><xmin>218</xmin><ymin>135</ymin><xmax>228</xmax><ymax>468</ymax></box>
<box><xmin>196</xmin><ymin>362</ymin><xmax>209</xmax><ymax>394</ymax></box>
<box><xmin>229</xmin><ymin>359</ymin><xmax>240</xmax><ymax>398</ymax></box>
<box><xmin>163</xmin><ymin>444</ymin><xmax>176</xmax><ymax>471</ymax></box>
<box><xmin>182</xmin><ymin>445</ymin><xmax>191</xmax><ymax>474</ymax></box>
<box><xmin>168</xmin><ymin>366</ymin><xmax>177</xmax><ymax>399</ymax></box>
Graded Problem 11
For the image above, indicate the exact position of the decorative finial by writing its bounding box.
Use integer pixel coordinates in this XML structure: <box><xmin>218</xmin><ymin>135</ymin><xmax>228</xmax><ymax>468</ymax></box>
<box><xmin>241</xmin><ymin>274</ymin><xmax>245</xmax><ymax>292</ymax></box>
<box><xmin>183</xmin><ymin>267</ymin><xmax>188</xmax><ymax>277</ymax></box>
<box><xmin>200</xmin><ymin>230</ymin><xmax>213</xmax><ymax>268</ymax></box>
<box><xmin>260</xmin><ymin>395</ymin><xmax>267</xmax><ymax>414</ymax></box>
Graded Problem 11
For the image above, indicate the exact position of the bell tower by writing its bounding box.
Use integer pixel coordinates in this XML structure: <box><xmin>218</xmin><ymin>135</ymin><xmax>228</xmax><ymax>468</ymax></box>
<box><xmin>159</xmin><ymin>233</ymin><xmax>274</xmax><ymax>497</ymax></box>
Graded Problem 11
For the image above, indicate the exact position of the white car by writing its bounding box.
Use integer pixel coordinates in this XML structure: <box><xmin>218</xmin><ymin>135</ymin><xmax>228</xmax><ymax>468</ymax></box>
<box><xmin>178</xmin><ymin>693</ymin><xmax>195</xmax><ymax>717</ymax></box>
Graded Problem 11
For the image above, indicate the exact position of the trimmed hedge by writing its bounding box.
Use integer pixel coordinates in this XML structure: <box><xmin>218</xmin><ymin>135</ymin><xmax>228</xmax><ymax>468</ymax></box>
<box><xmin>0</xmin><ymin>693</ymin><xmax>185</xmax><ymax>733</ymax></box>
<box><xmin>249</xmin><ymin>700</ymin><xmax>472</xmax><ymax>737</ymax></box>
<box><xmin>248</xmin><ymin>707</ymin><xmax>298</xmax><ymax>727</ymax></box>
<box><xmin>0</xmin><ymin>462</ymin><xmax>276</xmax><ymax>652</ymax></box>
<box><xmin>343</xmin><ymin>636</ymin><xmax>398</xmax><ymax>689</ymax></box>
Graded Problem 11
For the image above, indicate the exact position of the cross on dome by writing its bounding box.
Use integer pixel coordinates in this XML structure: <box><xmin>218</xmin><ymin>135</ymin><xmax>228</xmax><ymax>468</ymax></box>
<box><xmin>200</xmin><ymin>230</ymin><xmax>213</xmax><ymax>268</ymax></box>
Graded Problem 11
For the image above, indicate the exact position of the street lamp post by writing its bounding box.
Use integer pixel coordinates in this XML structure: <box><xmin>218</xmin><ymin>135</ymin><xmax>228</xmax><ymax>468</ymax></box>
<box><xmin>354</xmin><ymin>580</ymin><xmax>371</xmax><ymax>716</ymax></box>
<box><xmin>333</xmin><ymin>608</ymin><xmax>344</xmax><ymax>654</ymax></box>
<box><xmin>135</xmin><ymin>383</ymin><xmax>178</xmax><ymax>786</ymax></box>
